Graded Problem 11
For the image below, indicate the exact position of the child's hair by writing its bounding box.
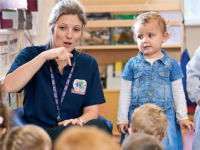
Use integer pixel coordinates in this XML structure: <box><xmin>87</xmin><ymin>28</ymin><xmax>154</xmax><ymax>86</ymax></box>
<box><xmin>54</xmin><ymin>126</ymin><xmax>119</xmax><ymax>150</ymax></box>
<box><xmin>0</xmin><ymin>125</ymin><xmax>52</xmax><ymax>150</ymax></box>
<box><xmin>132</xmin><ymin>11</ymin><xmax>167</xmax><ymax>35</ymax></box>
<box><xmin>0</xmin><ymin>102</ymin><xmax>11</xmax><ymax>136</ymax></box>
<box><xmin>130</xmin><ymin>103</ymin><xmax>168</xmax><ymax>141</ymax></box>
<box><xmin>121</xmin><ymin>132</ymin><xmax>164</xmax><ymax>150</ymax></box>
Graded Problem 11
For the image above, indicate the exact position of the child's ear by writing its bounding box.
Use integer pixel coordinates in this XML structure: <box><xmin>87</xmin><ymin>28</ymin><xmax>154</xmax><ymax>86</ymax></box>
<box><xmin>128</xmin><ymin>128</ymin><xmax>133</xmax><ymax>134</ymax></box>
<box><xmin>162</xmin><ymin>32</ymin><xmax>169</xmax><ymax>43</ymax></box>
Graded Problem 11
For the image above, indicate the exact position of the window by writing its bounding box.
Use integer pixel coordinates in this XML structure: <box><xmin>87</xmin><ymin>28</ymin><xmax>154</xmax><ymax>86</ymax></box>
<box><xmin>184</xmin><ymin>0</ymin><xmax>200</xmax><ymax>25</ymax></box>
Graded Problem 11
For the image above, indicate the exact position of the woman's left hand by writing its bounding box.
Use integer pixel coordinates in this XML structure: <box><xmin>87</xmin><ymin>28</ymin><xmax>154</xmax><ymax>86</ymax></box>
<box><xmin>58</xmin><ymin>118</ymin><xmax>84</xmax><ymax>127</ymax></box>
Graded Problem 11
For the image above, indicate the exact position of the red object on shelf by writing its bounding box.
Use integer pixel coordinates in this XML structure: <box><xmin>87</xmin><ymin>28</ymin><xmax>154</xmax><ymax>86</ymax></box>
<box><xmin>187</xmin><ymin>105</ymin><xmax>197</xmax><ymax>114</ymax></box>
<box><xmin>0</xmin><ymin>11</ymin><xmax>13</xmax><ymax>29</ymax></box>
<box><xmin>27</xmin><ymin>0</ymin><xmax>37</xmax><ymax>11</ymax></box>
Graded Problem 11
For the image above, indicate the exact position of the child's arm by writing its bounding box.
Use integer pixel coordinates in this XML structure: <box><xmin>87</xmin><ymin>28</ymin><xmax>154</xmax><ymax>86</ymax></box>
<box><xmin>171</xmin><ymin>79</ymin><xmax>195</xmax><ymax>130</ymax></box>
<box><xmin>186</xmin><ymin>46</ymin><xmax>200</xmax><ymax>105</ymax></box>
<box><xmin>117</xmin><ymin>79</ymin><xmax>132</xmax><ymax>134</ymax></box>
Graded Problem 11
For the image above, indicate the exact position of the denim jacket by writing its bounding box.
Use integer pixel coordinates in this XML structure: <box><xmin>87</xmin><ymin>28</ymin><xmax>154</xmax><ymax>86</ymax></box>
<box><xmin>122</xmin><ymin>49</ymin><xmax>184</xmax><ymax>150</ymax></box>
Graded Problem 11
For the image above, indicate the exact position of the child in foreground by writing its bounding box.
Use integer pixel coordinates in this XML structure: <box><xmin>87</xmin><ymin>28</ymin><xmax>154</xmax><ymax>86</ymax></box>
<box><xmin>0</xmin><ymin>125</ymin><xmax>52</xmax><ymax>150</ymax></box>
<box><xmin>128</xmin><ymin>103</ymin><xmax>168</xmax><ymax>141</ymax></box>
<box><xmin>121</xmin><ymin>132</ymin><xmax>164</xmax><ymax>150</ymax></box>
<box><xmin>117</xmin><ymin>11</ymin><xmax>194</xmax><ymax>150</ymax></box>
<box><xmin>54</xmin><ymin>126</ymin><xmax>119</xmax><ymax>150</ymax></box>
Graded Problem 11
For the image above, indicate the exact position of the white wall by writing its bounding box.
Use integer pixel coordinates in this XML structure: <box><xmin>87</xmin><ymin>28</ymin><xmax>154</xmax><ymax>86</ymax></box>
<box><xmin>38</xmin><ymin>0</ymin><xmax>56</xmax><ymax>45</ymax></box>
<box><xmin>185</xmin><ymin>26</ymin><xmax>200</xmax><ymax>58</ymax></box>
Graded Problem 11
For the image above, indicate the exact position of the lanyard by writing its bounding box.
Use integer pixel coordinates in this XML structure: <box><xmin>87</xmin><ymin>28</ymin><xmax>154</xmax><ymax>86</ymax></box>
<box><xmin>45</xmin><ymin>43</ymin><xmax>75</xmax><ymax>122</ymax></box>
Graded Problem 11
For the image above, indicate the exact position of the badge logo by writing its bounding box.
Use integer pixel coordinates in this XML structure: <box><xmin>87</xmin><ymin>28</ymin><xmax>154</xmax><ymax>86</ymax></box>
<box><xmin>71</xmin><ymin>79</ymin><xmax>87</xmax><ymax>95</ymax></box>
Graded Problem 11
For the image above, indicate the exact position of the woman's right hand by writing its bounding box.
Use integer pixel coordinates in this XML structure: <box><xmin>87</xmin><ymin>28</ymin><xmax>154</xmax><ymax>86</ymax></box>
<box><xmin>117</xmin><ymin>124</ymin><xmax>128</xmax><ymax>134</ymax></box>
<box><xmin>43</xmin><ymin>47</ymin><xmax>73</xmax><ymax>66</ymax></box>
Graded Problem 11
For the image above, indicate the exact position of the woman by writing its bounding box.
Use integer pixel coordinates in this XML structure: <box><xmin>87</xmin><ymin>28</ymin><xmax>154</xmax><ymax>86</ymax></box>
<box><xmin>4</xmin><ymin>0</ymin><xmax>111</xmax><ymax>142</ymax></box>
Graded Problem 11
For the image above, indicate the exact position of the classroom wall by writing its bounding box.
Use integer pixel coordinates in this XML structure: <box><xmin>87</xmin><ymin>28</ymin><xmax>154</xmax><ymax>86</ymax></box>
<box><xmin>185</xmin><ymin>26</ymin><xmax>200</xmax><ymax>58</ymax></box>
<box><xmin>37</xmin><ymin>0</ymin><xmax>56</xmax><ymax>45</ymax></box>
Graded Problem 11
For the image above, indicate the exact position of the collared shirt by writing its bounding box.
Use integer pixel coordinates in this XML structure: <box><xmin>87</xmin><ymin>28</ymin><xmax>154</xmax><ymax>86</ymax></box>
<box><xmin>7</xmin><ymin>44</ymin><xmax>105</xmax><ymax>129</ymax></box>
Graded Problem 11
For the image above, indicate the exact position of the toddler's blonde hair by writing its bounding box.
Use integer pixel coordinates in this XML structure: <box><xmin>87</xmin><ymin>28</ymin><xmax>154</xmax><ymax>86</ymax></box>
<box><xmin>132</xmin><ymin>11</ymin><xmax>168</xmax><ymax>36</ymax></box>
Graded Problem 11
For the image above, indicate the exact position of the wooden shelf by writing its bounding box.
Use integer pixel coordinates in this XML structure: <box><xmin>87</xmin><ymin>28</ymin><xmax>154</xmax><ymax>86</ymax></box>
<box><xmin>76</xmin><ymin>44</ymin><xmax>182</xmax><ymax>50</ymax></box>
<box><xmin>84</xmin><ymin>3</ymin><xmax>180</xmax><ymax>13</ymax></box>
<box><xmin>86</xmin><ymin>19</ymin><xmax>183</xmax><ymax>28</ymax></box>
<box><xmin>0</xmin><ymin>29</ymin><xmax>24</xmax><ymax>35</ymax></box>
<box><xmin>103</xmin><ymin>89</ymin><xmax>120</xmax><ymax>92</ymax></box>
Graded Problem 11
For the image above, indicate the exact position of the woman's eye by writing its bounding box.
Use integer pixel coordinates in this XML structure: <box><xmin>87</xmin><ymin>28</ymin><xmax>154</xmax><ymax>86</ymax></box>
<box><xmin>74</xmin><ymin>28</ymin><xmax>80</xmax><ymax>32</ymax></box>
<box><xmin>149</xmin><ymin>34</ymin><xmax>153</xmax><ymax>37</ymax></box>
<box><xmin>60</xmin><ymin>27</ymin><xmax>66</xmax><ymax>30</ymax></box>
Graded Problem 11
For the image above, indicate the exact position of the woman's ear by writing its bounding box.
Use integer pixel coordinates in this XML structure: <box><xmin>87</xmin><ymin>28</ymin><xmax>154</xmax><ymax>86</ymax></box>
<box><xmin>162</xmin><ymin>32</ymin><xmax>169</xmax><ymax>43</ymax></box>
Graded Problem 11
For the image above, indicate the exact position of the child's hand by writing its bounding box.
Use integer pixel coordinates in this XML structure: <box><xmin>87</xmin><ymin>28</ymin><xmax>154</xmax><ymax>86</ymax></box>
<box><xmin>117</xmin><ymin>124</ymin><xmax>128</xmax><ymax>134</ymax></box>
<box><xmin>179</xmin><ymin>119</ymin><xmax>195</xmax><ymax>130</ymax></box>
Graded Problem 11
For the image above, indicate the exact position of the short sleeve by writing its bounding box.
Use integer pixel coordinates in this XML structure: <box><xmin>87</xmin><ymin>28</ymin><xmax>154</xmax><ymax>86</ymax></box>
<box><xmin>122</xmin><ymin>58</ymin><xmax>134</xmax><ymax>81</ymax></box>
<box><xmin>84</xmin><ymin>59</ymin><xmax>105</xmax><ymax>107</ymax></box>
<box><xmin>7</xmin><ymin>47</ymin><xmax>35</xmax><ymax>74</ymax></box>
<box><xmin>170</xmin><ymin>59</ymin><xmax>184</xmax><ymax>82</ymax></box>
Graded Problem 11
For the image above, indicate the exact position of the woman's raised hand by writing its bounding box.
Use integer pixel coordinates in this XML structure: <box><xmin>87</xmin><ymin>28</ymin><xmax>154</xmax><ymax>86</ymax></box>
<box><xmin>43</xmin><ymin>47</ymin><xmax>73</xmax><ymax>66</ymax></box>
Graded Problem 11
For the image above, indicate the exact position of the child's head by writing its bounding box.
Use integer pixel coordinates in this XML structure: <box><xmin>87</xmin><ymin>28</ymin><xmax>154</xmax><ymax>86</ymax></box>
<box><xmin>130</xmin><ymin>103</ymin><xmax>168</xmax><ymax>141</ymax></box>
<box><xmin>132</xmin><ymin>11</ymin><xmax>168</xmax><ymax>59</ymax></box>
<box><xmin>0</xmin><ymin>102</ymin><xmax>11</xmax><ymax>137</ymax></box>
<box><xmin>121</xmin><ymin>132</ymin><xmax>164</xmax><ymax>150</ymax></box>
<box><xmin>54</xmin><ymin>126</ymin><xmax>119</xmax><ymax>150</ymax></box>
<box><xmin>0</xmin><ymin>125</ymin><xmax>52</xmax><ymax>150</ymax></box>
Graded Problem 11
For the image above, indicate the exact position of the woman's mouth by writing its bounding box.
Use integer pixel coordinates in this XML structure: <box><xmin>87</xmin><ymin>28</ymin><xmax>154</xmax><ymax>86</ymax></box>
<box><xmin>64</xmin><ymin>42</ymin><xmax>72</xmax><ymax>47</ymax></box>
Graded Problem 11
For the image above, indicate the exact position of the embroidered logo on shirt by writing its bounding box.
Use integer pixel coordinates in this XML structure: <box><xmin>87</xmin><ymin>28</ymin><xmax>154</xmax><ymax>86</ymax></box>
<box><xmin>71</xmin><ymin>79</ymin><xmax>87</xmax><ymax>95</ymax></box>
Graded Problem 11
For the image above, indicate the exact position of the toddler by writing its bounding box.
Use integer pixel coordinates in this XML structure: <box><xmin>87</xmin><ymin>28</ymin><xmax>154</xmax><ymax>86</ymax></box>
<box><xmin>117</xmin><ymin>11</ymin><xmax>194</xmax><ymax>150</ymax></box>
<box><xmin>0</xmin><ymin>124</ymin><xmax>52</xmax><ymax>150</ymax></box>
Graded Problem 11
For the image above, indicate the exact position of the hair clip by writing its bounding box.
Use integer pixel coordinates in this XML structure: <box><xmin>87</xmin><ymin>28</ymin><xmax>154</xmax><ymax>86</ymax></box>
<box><xmin>0</xmin><ymin>116</ymin><xmax>4</xmax><ymax>125</ymax></box>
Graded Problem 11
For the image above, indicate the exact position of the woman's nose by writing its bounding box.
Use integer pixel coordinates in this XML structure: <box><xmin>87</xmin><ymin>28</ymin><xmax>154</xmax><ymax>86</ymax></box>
<box><xmin>66</xmin><ymin>29</ymin><xmax>72</xmax><ymax>39</ymax></box>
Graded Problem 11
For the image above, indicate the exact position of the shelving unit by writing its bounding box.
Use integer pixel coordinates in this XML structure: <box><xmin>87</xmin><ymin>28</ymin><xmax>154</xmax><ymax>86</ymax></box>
<box><xmin>79</xmin><ymin>0</ymin><xmax>184</xmax><ymax>136</ymax></box>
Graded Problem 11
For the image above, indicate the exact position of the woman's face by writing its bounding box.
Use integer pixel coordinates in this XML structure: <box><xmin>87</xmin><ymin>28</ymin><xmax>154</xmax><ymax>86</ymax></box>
<box><xmin>52</xmin><ymin>14</ymin><xmax>82</xmax><ymax>52</ymax></box>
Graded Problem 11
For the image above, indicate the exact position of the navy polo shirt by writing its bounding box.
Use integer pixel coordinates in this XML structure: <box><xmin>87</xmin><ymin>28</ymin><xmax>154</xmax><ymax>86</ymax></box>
<box><xmin>8</xmin><ymin>44</ymin><xmax>105</xmax><ymax>129</ymax></box>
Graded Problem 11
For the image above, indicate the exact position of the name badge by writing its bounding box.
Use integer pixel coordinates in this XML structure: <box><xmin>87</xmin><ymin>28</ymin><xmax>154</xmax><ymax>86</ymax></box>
<box><xmin>71</xmin><ymin>79</ymin><xmax>87</xmax><ymax>95</ymax></box>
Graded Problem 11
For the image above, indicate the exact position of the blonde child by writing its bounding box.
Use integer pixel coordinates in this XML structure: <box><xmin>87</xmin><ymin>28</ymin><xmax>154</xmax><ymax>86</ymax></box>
<box><xmin>117</xmin><ymin>11</ymin><xmax>194</xmax><ymax>150</ymax></box>
<box><xmin>0</xmin><ymin>102</ymin><xmax>10</xmax><ymax>138</ymax></box>
<box><xmin>0</xmin><ymin>125</ymin><xmax>52</xmax><ymax>150</ymax></box>
<box><xmin>121</xmin><ymin>132</ymin><xmax>164</xmax><ymax>150</ymax></box>
<box><xmin>128</xmin><ymin>103</ymin><xmax>168</xmax><ymax>141</ymax></box>
<box><xmin>54</xmin><ymin>126</ymin><xmax>119</xmax><ymax>150</ymax></box>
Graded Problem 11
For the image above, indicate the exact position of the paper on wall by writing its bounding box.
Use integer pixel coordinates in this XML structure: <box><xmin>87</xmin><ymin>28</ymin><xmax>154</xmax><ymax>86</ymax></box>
<box><xmin>0</xmin><ymin>0</ymin><xmax>27</xmax><ymax>10</ymax></box>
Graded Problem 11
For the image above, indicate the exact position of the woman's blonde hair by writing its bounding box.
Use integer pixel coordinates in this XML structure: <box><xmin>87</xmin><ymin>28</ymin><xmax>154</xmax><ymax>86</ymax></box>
<box><xmin>54</xmin><ymin>126</ymin><xmax>119</xmax><ymax>150</ymax></box>
<box><xmin>130</xmin><ymin>103</ymin><xmax>168</xmax><ymax>141</ymax></box>
<box><xmin>132</xmin><ymin>11</ymin><xmax>168</xmax><ymax>36</ymax></box>
<box><xmin>0</xmin><ymin>125</ymin><xmax>52</xmax><ymax>150</ymax></box>
<box><xmin>47</xmin><ymin>0</ymin><xmax>87</xmax><ymax>43</ymax></box>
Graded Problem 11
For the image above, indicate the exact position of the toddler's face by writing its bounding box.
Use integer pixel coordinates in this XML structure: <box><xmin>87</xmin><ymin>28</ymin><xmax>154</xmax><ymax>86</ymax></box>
<box><xmin>134</xmin><ymin>19</ymin><xmax>168</xmax><ymax>59</ymax></box>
